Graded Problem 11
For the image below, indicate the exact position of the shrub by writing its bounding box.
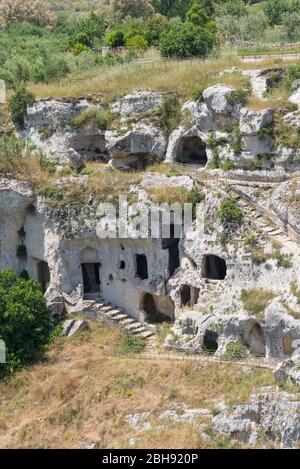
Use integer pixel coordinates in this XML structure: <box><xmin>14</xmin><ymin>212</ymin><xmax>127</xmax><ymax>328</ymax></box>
<box><xmin>159</xmin><ymin>22</ymin><xmax>215</xmax><ymax>59</ymax></box>
<box><xmin>112</xmin><ymin>0</ymin><xmax>155</xmax><ymax>21</ymax></box>
<box><xmin>158</xmin><ymin>94</ymin><xmax>181</xmax><ymax>137</ymax></box>
<box><xmin>217</xmin><ymin>197</ymin><xmax>244</xmax><ymax>226</ymax></box>
<box><xmin>126</xmin><ymin>34</ymin><xmax>148</xmax><ymax>53</ymax></box>
<box><xmin>223</xmin><ymin>341</ymin><xmax>247</xmax><ymax>361</ymax></box>
<box><xmin>0</xmin><ymin>269</ymin><xmax>53</xmax><ymax>377</ymax></box>
<box><xmin>16</xmin><ymin>244</ymin><xmax>27</xmax><ymax>258</ymax></box>
<box><xmin>120</xmin><ymin>335</ymin><xmax>146</xmax><ymax>355</ymax></box>
<box><xmin>70</xmin><ymin>108</ymin><xmax>117</xmax><ymax>130</ymax></box>
<box><xmin>9</xmin><ymin>87</ymin><xmax>35</xmax><ymax>127</ymax></box>
<box><xmin>105</xmin><ymin>30</ymin><xmax>125</xmax><ymax>48</ymax></box>
<box><xmin>241</xmin><ymin>288</ymin><xmax>275</xmax><ymax>318</ymax></box>
<box><xmin>284</xmin><ymin>64</ymin><xmax>300</xmax><ymax>90</ymax></box>
<box><xmin>0</xmin><ymin>0</ymin><xmax>56</xmax><ymax>28</ymax></box>
<box><xmin>72</xmin><ymin>43</ymin><xmax>91</xmax><ymax>56</ymax></box>
<box><xmin>227</xmin><ymin>89</ymin><xmax>249</xmax><ymax>107</ymax></box>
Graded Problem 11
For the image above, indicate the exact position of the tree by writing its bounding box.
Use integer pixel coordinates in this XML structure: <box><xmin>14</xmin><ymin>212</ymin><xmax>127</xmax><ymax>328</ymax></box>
<box><xmin>186</xmin><ymin>3</ymin><xmax>210</xmax><ymax>26</ymax></box>
<box><xmin>112</xmin><ymin>0</ymin><xmax>155</xmax><ymax>21</ymax></box>
<box><xmin>105</xmin><ymin>30</ymin><xmax>125</xmax><ymax>48</ymax></box>
<box><xmin>70</xmin><ymin>11</ymin><xmax>105</xmax><ymax>49</ymax></box>
<box><xmin>263</xmin><ymin>0</ymin><xmax>287</xmax><ymax>26</ymax></box>
<box><xmin>0</xmin><ymin>270</ymin><xmax>53</xmax><ymax>377</ymax></box>
<box><xmin>9</xmin><ymin>87</ymin><xmax>35</xmax><ymax>127</ymax></box>
<box><xmin>0</xmin><ymin>0</ymin><xmax>56</xmax><ymax>28</ymax></box>
<box><xmin>282</xmin><ymin>12</ymin><xmax>300</xmax><ymax>41</ymax></box>
<box><xmin>159</xmin><ymin>21</ymin><xmax>215</xmax><ymax>58</ymax></box>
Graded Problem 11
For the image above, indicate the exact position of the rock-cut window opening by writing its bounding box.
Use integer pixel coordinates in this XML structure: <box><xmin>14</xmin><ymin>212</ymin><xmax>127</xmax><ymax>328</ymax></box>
<box><xmin>81</xmin><ymin>263</ymin><xmax>100</xmax><ymax>294</ymax></box>
<box><xmin>37</xmin><ymin>261</ymin><xmax>50</xmax><ymax>294</ymax></box>
<box><xmin>180</xmin><ymin>285</ymin><xmax>200</xmax><ymax>307</ymax></box>
<box><xmin>201</xmin><ymin>255</ymin><xmax>227</xmax><ymax>280</ymax></box>
<box><xmin>177</xmin><ymin>136</ymin><xmax>207</xmax><ymax>166</ymax></box>
<box><xmin>135</xmin><ymin>254</ymin><xmax>148</xmax><ymax>280</ymax></box>
<box><xmin>203</xmin><ymin>330</ymin><xmax>219</xmax><ymax>354</ymax></box>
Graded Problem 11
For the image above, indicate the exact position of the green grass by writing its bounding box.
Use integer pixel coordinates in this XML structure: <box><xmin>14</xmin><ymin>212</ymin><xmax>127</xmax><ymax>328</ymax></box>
<box><xmin>241</xmin><ymin>289</ymin><xmax>276</xmax><ymax>318</ymax></box>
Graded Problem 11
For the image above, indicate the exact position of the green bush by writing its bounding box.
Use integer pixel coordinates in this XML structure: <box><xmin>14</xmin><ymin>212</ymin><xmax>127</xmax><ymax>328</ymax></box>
<box><xmin>241</xmin><ymin>288</ymin><xmax>275</xmax><ymax>318</ymax></box>
<box><xmin>9</xmin><ymin>87</ymin><xmax>35</xmax><ymax>127</ymax></box>
<box><xmin>105</xmin><ymin>30</ymin><xmax>125</xmax><ymax>48</ymax></box>
<box><xmin>217</xmin><ymin>197</ymin><xmax>244</xmax><ymax>226</ymax></box>
<box><xmin>70</xmin><ymin>108</ymin><xmax>117</xmax><ymax>130</ymax></box>
<box><xmin>158</xmin><ymin>94</ymin><xmax>181</xmax><ymax>137</ymax></box>
<box><xmin>223</xmin><ymin>341</ymin><xmax>247</xmax><ymax>361</ymax></box>
<box><xmin>120</xmin><ymin>335</ymin><xmax>146</xmax><ymax>355</ymax></box>
<box><xmin>159</xmin><ymin>22</ymin><xmax>215</xmax><ymax>59</ymax></box>
<box><xmin>0</xmin><ymin>269</ymin><xmax>53</xmax><ymax>377</ymax></box>
<box><xmin>126</xmin><ymin>34</ymin><xmax>148</xmax><ymax>53</ymax></box>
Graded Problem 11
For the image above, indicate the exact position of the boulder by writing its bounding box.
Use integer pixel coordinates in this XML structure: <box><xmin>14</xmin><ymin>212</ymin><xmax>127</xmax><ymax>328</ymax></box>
<box><xmin>212</xmin><ymin>391</ymin><xmax>300</xmax><ymax>448</ymax></box>
<box><xmin>63</xmin><ymin>319</ymin><xmax>88</xmax><ymax>337</ymax></box>
<box><xmin>274</xmin><ymin>359</ymin><xmax>300</xmax><ymax>387</ymax></box>
<box><xmin>289</xmin><ymin>88</ymin><xmax>300</xmax><ymax>109</ymax></box>
<box><xmin>45</xmin><ymin>288</ymin><xmax>65</xmax><ymax>318</ymax></box>
<box><xmin>106</xmin><ymin>125</ymin><xmax>166</xmax><ymax>168</ymax></box>
<box><xmin>202</xmin><ymin>83</ymin><xmax>239</xmax><ymax>116</ymax></box>
<box><xmin>112</xmin><ymin>89</ymin><xmax>163</xmax><ymax>116</ymax></box>
<box><xmin>239</xmin><ymin>108</ymin><xmax>273</xmax><ymax>136</ymax></box>
<box><xmin>67</xmin><ymin>148</ymin><xmax>86</xmax><ymax>171</ymax></box>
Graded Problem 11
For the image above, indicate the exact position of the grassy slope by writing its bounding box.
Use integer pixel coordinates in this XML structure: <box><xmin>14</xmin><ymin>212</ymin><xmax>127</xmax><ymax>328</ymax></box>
<box><xmin>0</xmin><ymin>322</ymin><xmax>275</xmax><ymax>449</ymax></box>
<box><xmin>29</xmin><ymin>54</ymin><xmax>297</xmax><ymax>101</ymax></box>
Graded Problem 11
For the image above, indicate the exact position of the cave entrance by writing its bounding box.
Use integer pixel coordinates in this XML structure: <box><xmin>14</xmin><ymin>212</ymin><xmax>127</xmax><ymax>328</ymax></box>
<box><xmin>248</xmin><ymin>323</ymin><xmax>266</xmax><ymax>357</ymax></box>
<box><xmin>282</xmin><ymin>336</ymin><xmax>293</xmax><ymax>357</ymax></box>
<box><xmin>180</xmin><ymin>285</ymin><xmax>200</xmax><ymax>307</ymax></box>
<box><xmin>69</xmin><ymin>134</ymin><xmax>106</xmax><ymax>161</ymax></box>
<box><xmin>177</xmin><ymin>136</ymin><xmax>207</xmax><ymax>166</ymax></box>
<box><xmin>201</xmin><ymin>255</ymin><xmax>227</xmax><ymax>280</ymax></box>
<box><xmin>203</xmin><ymin>330</ymin><xmax>219</xmax><ymax>354</ymax></box>
<box><xmin>81</xmin><ymin>263</ymin><xmax>100</xmax><ymax>294</ymax></box>
<box><xmin>142</xmin><ymin>293</ymin><xmax>172</xmax><ymax>324</ymax></box>
<box><xmin>135</xmin><ymin>254</ymin><xmax>148</xmax><ymax>280</ymax></box>
<box><xmin>162</xmin><ymin>222</ymin><xmax>180</xmax><ymax>277</ymax></box>
<box><xmin>37</xmin><ymin>261</ymin><xmax>50</xmax><ymax>294</ymax></box>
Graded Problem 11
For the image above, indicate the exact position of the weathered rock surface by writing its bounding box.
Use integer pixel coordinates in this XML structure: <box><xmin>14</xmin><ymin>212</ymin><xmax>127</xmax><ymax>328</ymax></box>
<box><xmin>67</xmin><ymin>148</ymin><xmax>86</xmax><ymax>171</ymax></box>
<box><xmin>63</xmin><ymin>319</ymin><xmax>88</xmax><ymax>337</ymax></box>
<box><xmin>112</xmin><ymin>89</ymin><xmax>163</xmax><ymax>116</ymax></box>
<box><xmin>274</xmin><ymin>358</ymin><xmax>300</xmax><ymax>386</ymax></box>
<box><xmin>212</xmin><ymin>391</ymin><xmax>300</xmax><ymax>448</ymax></box>
<box><xmin>45</xmin><ymin>288</ymin><xmax>65</xmax><ymax>318</ymax></box>
<box><xmin>239</xmin><ymin>108</ymin><xmax>273</xmax><ymax>135</ymax></box>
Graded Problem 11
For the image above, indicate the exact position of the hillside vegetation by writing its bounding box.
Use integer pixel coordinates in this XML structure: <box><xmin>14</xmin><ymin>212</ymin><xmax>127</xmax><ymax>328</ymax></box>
<box><xmin>0</xmin><ymin>322</ymin><xmax>275</xmax><ymax>449</ymax></box>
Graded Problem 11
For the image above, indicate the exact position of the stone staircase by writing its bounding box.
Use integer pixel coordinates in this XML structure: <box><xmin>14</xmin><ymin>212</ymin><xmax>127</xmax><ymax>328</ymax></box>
<box><xmin>80</xmin><ymin>296</ymin><xmax>155</xmax><ymax>340</ymax></box>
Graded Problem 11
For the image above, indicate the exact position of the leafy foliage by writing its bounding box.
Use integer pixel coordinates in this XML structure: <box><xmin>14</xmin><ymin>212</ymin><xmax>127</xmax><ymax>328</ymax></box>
<box><xmin>0</xmin><ymin>270</ymin><xmax>53</xmax><ymax>377</ymax></box>
<box><xmin>9</xmin><ymin>87</ymin><xmax>35</xmax><ymax>127</ymax></box>
<box><xmin>159</xmin><ymin>21</ymin><xmax>215</xmax><ymax>59</ymax></box>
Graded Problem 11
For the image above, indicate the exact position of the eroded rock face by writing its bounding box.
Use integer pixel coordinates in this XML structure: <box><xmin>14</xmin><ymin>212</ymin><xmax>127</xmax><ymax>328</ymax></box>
<box><xmin>44</xmin><ymin>287</ymin><xmax>65</xmax><ymax>319</ymax></box>
<box><xmin>274</xmin><ymin>358</ymin><xmax>300</xmax><ymax>386</ymax></box>
<box><xmin>106</xmin><ymin>124</ymin><xmax>166</xmax><ymax>169</ymax></box>
<box><xmin>111</xmin><ymin>89</ymin><xmax>163</xmax><ymax>116</ymax></box>
<box><xmin>62</xmin><ymin>319</ymin><xmax>88</xmax><ymax>337</ymax></box>
<box><xmin>212</xmin><ymin>391</ymin><xmax>300</xmax><ymax>448</ymax></box>
<box><xmin>240</xmin><ymin>108</ymin><xmax>273</xmax><ymax>135</ymax></box>
<box><xmin>289</xmin><ymin>87</ymin><xmax>300</xmax><ymax>109</ymax></box>
<box><xmin>270</xmin><ymin>179</ymin><xmax>300</xmax><ymax>236</ymax></box>
<box><xmin>203</xmin><ymin>84</ymin><xmax>240</xmax><ymax>117</ymax></box>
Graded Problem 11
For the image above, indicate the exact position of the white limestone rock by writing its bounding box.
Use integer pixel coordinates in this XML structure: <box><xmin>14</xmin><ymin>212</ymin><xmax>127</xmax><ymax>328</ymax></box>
<box><xmin>212</xmin><ymin>391</ymin><xmax>300</xmax><ymax>448</ymax></box>
<box><xmin>112</xmin><ymin>89</ymin><xmax>163</xmax><ymax>116</ymax></box>
<box><xmin>63</xmin><ymin>319</ymin><xmax>88</xmax><ymax>337</ymax></box>
<box><xmin>239</xmin><ymin>108</ymin><xmax>273</xmax><ymax>136</ymax></box>
<box><xmin>67</xmin><ymin>148</ymin><xmax>86</xmax><ymax>171</ymax></box>
<box><xmin>289</xmin><ymin>87</ymin><xmax>300</xmax><ymax>109</ymax></box>
<box><xmin>203</xmin><ymin>83</ymin><xmax>239</xmax><ymax>116</ymax></box>
<box><xmin>45</xmin><ymin>288</ymin><xmax>65</xmax><ymax>318</ymax></box>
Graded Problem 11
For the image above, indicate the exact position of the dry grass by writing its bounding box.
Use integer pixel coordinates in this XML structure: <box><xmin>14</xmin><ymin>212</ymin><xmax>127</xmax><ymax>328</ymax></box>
<box><xmin>28</xmin><ymin>54</ymin><xmax>300</xmax><ymax>102</ymax></box>
<box><xmin>246</xmin><ymin>85</ymin><xmax>292</xmax><ymax>110</ymax></box>
<box><xmin>0</xmin><ymin>322</ymin><xmax>274</xmax><ymax>449</ymax></box>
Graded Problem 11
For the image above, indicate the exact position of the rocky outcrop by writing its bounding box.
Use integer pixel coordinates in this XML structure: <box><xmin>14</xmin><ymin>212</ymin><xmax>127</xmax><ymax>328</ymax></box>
<box><xmin>62</xmin><ymin>319</ymin><xmax>88</xmax><ymax>337</ymax></box>
<box><xmin>270</xmin><ymin>179</ymin><xmax>300</xmax><ymax>236</ymax></box>
<box><xmin>106</xmin><ymin>123</ymin><xmax>166</xmax><ymax>170</ymax></box>
<box><xmin>111</xmin><ymin>89</ymin><xmax>163</xmax><ymax>116</ymax></box>
<box><xmin>274</xmin><ymin>358</ymin><xmax>300</xmax><ymax>386</ymax></box>
<box><xmin>45</xmin><ymin>287</ymin><xmax>65</xmax><ymax>319</ymax></box>
<box><xmin>212</xmin><ymin>390</ymin><xmax>300</xmax><ymax>448</ymax></box>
